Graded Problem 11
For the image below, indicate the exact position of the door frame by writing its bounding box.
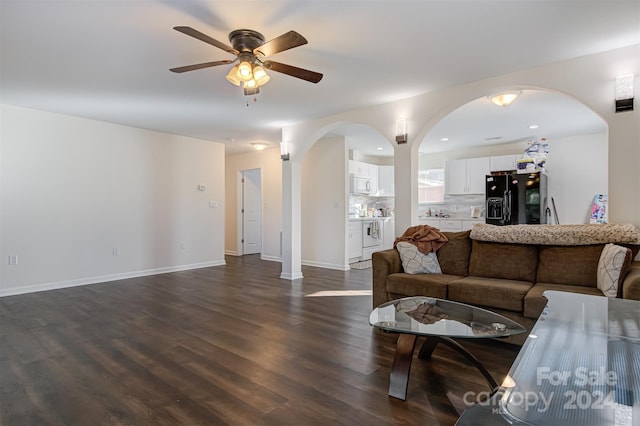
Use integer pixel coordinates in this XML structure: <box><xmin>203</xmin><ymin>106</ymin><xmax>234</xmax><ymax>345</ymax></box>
<box><xmin>236</xmin><ymin>168</ymin><xmax>263</xmax><ymax>256</ymax></box>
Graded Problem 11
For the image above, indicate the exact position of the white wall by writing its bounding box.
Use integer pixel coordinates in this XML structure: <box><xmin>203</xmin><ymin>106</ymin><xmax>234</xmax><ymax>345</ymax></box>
<box><xmin>301</xmin><ymin>136</ymin><xmax>348</xmax><ymax>270</ymax></box>
<box><xmin>546</xmin><ymin>133</ymin><xmax>608</xmax><ymax>224</ymax></box>
<box><xmin>1</xmin><ymin>105</ymin><xmax>226</xmax><ymax>296</ymax></box>
<box><xmin>224</xmin><ymin>147</ymin><xmax>282</xmax><ymax>261</ymax></box>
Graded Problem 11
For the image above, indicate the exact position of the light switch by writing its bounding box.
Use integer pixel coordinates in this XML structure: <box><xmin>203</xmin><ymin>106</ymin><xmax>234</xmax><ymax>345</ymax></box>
<box><xmin>209</xmin><ymin>200</ymin><xmax>218</xmax><ymax>208</ymax></box>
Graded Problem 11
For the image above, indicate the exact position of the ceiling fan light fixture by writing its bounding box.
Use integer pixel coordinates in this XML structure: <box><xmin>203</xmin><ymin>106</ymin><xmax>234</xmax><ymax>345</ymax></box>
<box><xmin>237</xmin><ymin>60</ymin><xmax>253</xmax><ymax>81</ymax></box>
<box><xmin>244</xmin><ymin>86</ymin><xmax>260</xmax><ymax>96</ymax></box>
<box><xmin>489</xmin><ymin>91</ymin><xmax>521</xmax><ymax>107</ymax></box>
<box><xmin>225</xmin><ymin>65</ymin><xmax>242</xmax><ymax>86</ymax></box>
<box><xmin>253</xmin><ymin>65</ymin><xmax>270</xmax><ymax>86</ymax></box>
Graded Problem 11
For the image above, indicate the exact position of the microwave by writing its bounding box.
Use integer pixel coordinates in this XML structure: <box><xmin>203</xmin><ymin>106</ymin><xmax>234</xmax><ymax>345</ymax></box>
<box><xmin>350</xmin><ymin>175</ymin><xmax>371</xmax><ymax>194</ymax></box>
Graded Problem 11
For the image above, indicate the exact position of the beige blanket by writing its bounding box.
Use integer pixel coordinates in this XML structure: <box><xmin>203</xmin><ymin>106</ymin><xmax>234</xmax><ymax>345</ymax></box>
<box><xmin>470</xmin><ymin>223</ymin><xmax>640</xmax><ymax>246</ymax></box>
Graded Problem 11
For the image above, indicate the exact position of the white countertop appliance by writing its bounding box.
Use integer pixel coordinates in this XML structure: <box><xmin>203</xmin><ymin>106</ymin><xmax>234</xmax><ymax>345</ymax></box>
<box><xmin>350</xmin><ymin>174</ymin><xmax>371</xmax><ymax>195</ymax></box>
<box><xmin>362</xmin><ymin>219</ymin><xmax>383</xmax><ymax>258</ymax></box>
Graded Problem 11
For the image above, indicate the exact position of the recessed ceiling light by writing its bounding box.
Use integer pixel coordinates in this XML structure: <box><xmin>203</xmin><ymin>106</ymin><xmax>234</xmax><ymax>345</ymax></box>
<box><xmin>440</xmin><ymin>137</ymin><xmax>449</xmax><ymax>141</ymax></box>
<box><xmin>376</xmin><ymin>147</ymin><xmax>383</xmax><ymax>151</ymax></box>
<box><xmin>529</xmin><ymin>124</ymin><xmax>539</xmax><ymax>129</ymax></box>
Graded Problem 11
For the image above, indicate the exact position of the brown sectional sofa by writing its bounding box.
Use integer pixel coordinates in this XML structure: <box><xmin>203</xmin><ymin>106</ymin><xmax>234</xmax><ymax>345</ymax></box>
<box><xmin>372</xmin><ymin>229</ymin><xmax>640</xmax><ymax>345</ymax></box>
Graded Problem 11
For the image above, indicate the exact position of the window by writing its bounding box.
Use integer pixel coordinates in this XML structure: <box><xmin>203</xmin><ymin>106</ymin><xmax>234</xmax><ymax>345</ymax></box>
<box><xmin>418</xmin><ymin>168</ymin><xmax>444</xmax><ymax>203</ymax></box>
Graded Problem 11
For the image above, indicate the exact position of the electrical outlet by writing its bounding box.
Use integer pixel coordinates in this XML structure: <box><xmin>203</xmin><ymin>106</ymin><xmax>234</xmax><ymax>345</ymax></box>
<box><xmin>180</xmin><ymin>241</ymin><xmax>186</xmax><ymax>249</ymax></box>
<box><xmin>112</xmin><ymin>248</ymin><xmax>120</xmax><ymax>256</ymax></box>
<box><xmin>209</xmin><ymin>200</ymin><xmax>218</xmax><ymax>208</ymax></box>
<box><xmin>8</xmin><ymin>255</ymin><xmax>18</xmax><ymax>265</ymax></box>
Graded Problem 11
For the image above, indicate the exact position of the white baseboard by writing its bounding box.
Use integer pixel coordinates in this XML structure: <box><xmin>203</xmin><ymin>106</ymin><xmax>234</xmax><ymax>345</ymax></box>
<box><xmin>301</xmin><ymin>260</ymin><xmax>350</xmax><ymax>271</ymax></box>
<box><xmin>260</xmin><ymin>255</ymin><xmax>282</xmax><ymax>263</ymax></box>
<box><xmin>280</xmin><ymin>271</ymin><xmax>304</xmax><ymax>280</ymax></box>
<box><xmin>0</xmin><ymin>260</ymin><xmax>226</xmax><ymax>297</ymax></box>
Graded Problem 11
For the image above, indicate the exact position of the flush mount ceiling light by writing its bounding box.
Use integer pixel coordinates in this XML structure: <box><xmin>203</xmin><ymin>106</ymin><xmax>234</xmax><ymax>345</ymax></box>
<box><xmin>251</xmin><ymin>142</ymin><xmax>268</xmax><ymax>151</ymax></box>
<box><xmin>489</xmin><ymin>91</ymin><xmax>521</xmax><ymax>107</ymax></box>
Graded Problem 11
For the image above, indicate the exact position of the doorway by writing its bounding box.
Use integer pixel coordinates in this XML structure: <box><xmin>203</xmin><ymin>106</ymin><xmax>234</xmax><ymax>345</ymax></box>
<box><xmin>241</xmin><ymin>168</ymin><xmax>262</xmax><ymax>255</ymax></box>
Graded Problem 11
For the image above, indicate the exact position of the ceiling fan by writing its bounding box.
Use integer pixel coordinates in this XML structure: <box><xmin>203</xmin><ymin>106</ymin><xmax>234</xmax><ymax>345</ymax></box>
<box><xmin>170</xmin><ymin>26</ymin><xmax>323</xmax><ymax>95</ymax></box>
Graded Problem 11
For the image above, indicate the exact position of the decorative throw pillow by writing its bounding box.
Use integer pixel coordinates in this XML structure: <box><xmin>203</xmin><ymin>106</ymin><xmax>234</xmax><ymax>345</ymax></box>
<box><xmin>396</xmin><ymin>242</ymin><xmax>443</xmax><ymax>275</ymax></box>
<box><xmin>597</xmin><ymin>243</ymin><xmax>631</xmax><ymax>297</ymax></box>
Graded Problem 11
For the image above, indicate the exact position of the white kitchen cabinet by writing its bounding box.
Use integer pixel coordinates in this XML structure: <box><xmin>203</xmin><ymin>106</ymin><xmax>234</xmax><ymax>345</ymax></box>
<box><xmin>418</xmin><ymin>218</ymin><xmax>441</xmax><ymax>228</ymax></box>
<box><xmin>462</xmin><ymin>219</ymin><xmax>484</xmax><ymax>230</ymax></box>
<box><xmin>445</xmin><ymin>157</ymin><xmax>490</xmax><ymax>195</ymax></box>
<box><xmin>418</xmin><ymin>218</ymin><xmax>484</xmax><ymax>231</ymax></box>
<box><xmin>368</xmin><ymin>163</ymin><xmax>379</xmax><ymax>195</ymax></box>
<box><xmin>438</xmin><ymin>219</ymin><xmax>463</xmax><ymax>231</ymax></box>
<box><xmin>348</xmin><ymin>220</ymin><xmax>363</xmax><ymax>259</ymax></box>
<box><xmin>349</xmin><ymin>160</ymin><xmax>370</xmax><ymax>178</ymax></box>
<box><xmin>377</xmin><ymin>165</ymin><xmax>394</xmax><ymax>196</ymax></box>
<box><xmin>490</xmin><ymin>154</ymin><xmax>523</xmax><ymax>172</ymax></box>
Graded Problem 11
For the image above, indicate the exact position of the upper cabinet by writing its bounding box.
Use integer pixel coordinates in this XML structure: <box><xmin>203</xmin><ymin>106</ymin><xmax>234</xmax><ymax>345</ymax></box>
<box><xmin>445</xmin><ymin>157</ymin><xmax>490</xmax><ymax>195</ymax></box>
<box><xmin>349</xmin><ymin>160</ymin><xmax>394</xmax><ymax>197</ymax></box>
<box><xmin>490</xmin><ymin>154</ymin><xmax>524</xmax><ymax>172</ymax></box>
<box><xmin>377</xmin><ymin>165</ymin><xmax>394</xmax><ymax>196</ymax></box>
<box><xmin>349</xmin><ymin>160</ymin><xmax>370</xmax><ymax>178</ymax></box>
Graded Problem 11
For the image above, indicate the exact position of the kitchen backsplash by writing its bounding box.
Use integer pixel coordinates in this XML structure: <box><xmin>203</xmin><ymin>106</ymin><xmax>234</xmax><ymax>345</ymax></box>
<box><xmin>349</xmin><ymin>195</ymin><xmax>394</xmax><ymax>217</ymax></box>
<box><xmin>420</xmin><ymin>194</ymin><xmax>485</xmax><ymax>218</ymax></box>
<box><xmin>349</xmin><ymin>193</ymin><xmax>485</xmax><ymax>219</ymax></box>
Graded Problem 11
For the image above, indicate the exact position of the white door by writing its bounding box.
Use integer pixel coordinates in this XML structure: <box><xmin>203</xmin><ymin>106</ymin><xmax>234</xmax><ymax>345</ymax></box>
<box><xmin>242</xmin><ymin>169</ymin><xmax>261</xmax><ymax>255</ymax></box>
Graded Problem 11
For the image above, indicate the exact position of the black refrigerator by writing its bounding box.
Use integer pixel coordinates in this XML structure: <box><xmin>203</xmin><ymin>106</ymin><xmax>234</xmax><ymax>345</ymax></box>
<box><xmin>485</xmin><ymin>173</ymin><xmax>548</xmax><ymax>226</ymax></box>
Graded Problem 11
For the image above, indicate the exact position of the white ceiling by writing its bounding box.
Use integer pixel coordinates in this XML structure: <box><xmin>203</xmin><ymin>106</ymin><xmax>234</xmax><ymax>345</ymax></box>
<box><xmin>1</xmin><ymin>1</ymin><xmax>637</xmax><ymax>156</ymax></box>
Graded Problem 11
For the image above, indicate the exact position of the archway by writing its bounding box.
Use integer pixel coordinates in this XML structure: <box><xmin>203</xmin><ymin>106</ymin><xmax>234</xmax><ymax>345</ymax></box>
<box><xmin>298</xmin><ymin>122</ymin><xmax>395</xmax><ymax>272</ymax></box>
<box><xmin>417</xmin><ymin>89</ymin><xmax>608</xmax><ymax>225</ymax></box>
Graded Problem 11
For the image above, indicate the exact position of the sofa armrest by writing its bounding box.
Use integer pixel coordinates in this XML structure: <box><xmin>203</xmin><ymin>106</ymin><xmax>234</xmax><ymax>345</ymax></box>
<box><xmin>621</xmin><ymin>261</ymin><xmax>640</xmax><ymax>300</ymax></box>
<box><xmin>372</xmin><ymin>248</ymin><xmax>403</xmax><ymax>309</ymax></box>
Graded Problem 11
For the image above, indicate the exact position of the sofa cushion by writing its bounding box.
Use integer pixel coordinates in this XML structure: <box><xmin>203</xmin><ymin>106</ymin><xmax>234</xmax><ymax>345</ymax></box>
<box><xmin>597</xmin><ymin>244</ymin><xmax>633</xmax><ymax>297</ymax></box>
<box><xmin>448</xmin><ymin>276</ymin><xmax>534</xmax><ymax>312</ymax></box>
<box><xmin>396</xmin><ymin>242</ymin><xmax>442</xmax><ymax>274</ymax></box>
<box><xmin>524</xmin><ymin>284</ymin><xmax>605</xmax><ymax>319</ymax></box>
<box><xmin>387</xmin><ymin>273</ymin><xmax>462</xmax><ymax>299</ymax></box>
<box><xmin>536</xmin><ymin>245</ymin><xmax>604</xmax><ymax>287</ymax></box>
<box><xmin>469</xmin><ymin>240</ymin><xmax>538</xmax><ymax>282</ymax></box>
<box><xmin>437</xmin><ymin>231</ymin><xmax>472</xmax><ymax>276</ymax></box>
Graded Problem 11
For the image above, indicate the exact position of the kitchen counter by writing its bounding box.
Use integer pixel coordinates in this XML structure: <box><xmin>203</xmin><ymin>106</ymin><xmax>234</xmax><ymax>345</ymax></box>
<box><xmin>349</xmin><ymin>216</ymin><xmax>394</xmax><ymax>220</ymax></box>
<box><xmin>418</xmin><ymin>217</ymin><xmax>484</xmax><ymax>232</ymax></box>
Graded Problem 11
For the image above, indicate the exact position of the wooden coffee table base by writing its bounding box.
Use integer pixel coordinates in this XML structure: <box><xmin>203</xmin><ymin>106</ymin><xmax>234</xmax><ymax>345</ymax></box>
<box><xmin>388</xmin><ymin>334</ymin><xmax>499</xmax><ymax>400</ymax></box>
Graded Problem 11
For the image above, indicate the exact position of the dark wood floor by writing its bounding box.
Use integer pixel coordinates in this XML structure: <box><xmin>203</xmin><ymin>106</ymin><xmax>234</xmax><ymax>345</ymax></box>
<box><xmin>1</xmin><ymin>255</ymin><xmax>520</xmax><ymax>425</ymax></box>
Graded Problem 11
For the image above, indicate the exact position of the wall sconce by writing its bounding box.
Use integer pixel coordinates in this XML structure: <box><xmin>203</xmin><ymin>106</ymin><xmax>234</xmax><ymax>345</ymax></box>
<box><xmin>615</xmin><ymin>74</ymin><xmax>634</xmax><ymax>113</ymax></box>
<box><xmin>280</xmin><ymin>141</ymin><xmax>290</xmax><ymax>161</ymax></box>
<box><xmin>395</xmin><ymin>119</ymin><xmax>407</xmax><ymax>144</ymax></box>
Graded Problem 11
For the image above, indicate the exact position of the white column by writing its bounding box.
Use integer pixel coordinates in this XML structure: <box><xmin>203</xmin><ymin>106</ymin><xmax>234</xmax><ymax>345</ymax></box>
<box><xmin>393</xmin><ymin>142</ymin><xmax>420</xmax><ymax>234</ymax></box>
<box><xmin>280</xmin><ymin>157</ymin><xmax>304</xmax><ymax>280</ymax></box>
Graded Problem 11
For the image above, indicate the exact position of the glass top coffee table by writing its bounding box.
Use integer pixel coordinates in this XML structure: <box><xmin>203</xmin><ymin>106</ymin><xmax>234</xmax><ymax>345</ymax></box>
<box><xmin>456</xmin><ymin>291</ymin><xmax>640</xmax><ymax>426</ymax></box>
<box><xmin>369</xmin><ymin>296</ymin><xmax>526</xmax><ymax>400</ymax></box>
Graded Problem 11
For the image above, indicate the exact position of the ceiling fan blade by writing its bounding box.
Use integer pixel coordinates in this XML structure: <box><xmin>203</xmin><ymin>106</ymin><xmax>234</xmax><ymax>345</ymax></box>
<box><xmin>254</xmin><ymin>31</ymin><xmax>308</xmax><ymax>57</ymax></box>
<box><xmin>173</xmin><ymin>26</ymin><xmax>238</xmax><ymax>55</ymax></box>
<box><xmin>170</xmin><ymin>60</ymin><xmax>234</xmax><ymax>73</ymax></box>
<box><xmin>262</xmin><ymin>60</ymin><xmax>323</xmax><ymax>83</ymax></box>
